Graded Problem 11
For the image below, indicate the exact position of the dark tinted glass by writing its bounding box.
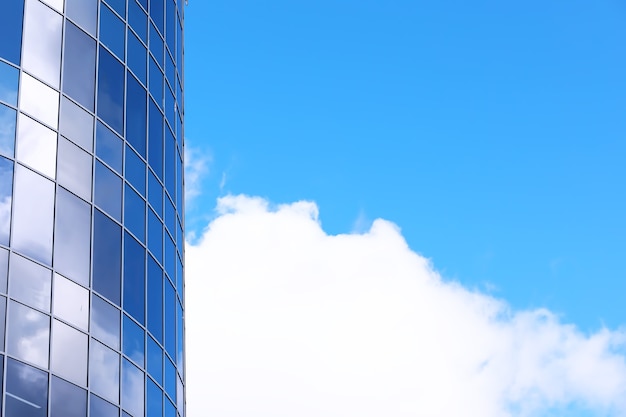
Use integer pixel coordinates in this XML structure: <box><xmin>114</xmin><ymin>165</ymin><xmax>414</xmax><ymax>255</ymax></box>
<box><xmin>148</xmin><ymin>169</ymin><xmax>163</xmax><ymax>217</ymax></box>
<box><xmin>165</xmin><ymin>0</ymin><xmax>176</xmax><ymax>54</ymax></box>
<box><xmin>147</xmin><ymin>255</ymin><xmax>163</xmax><ymax>341</ymax></box>
<box><xmin>165</xmin><ymin>397</ymin><xmax>176</xmax><ymax>417</ymax></box>
<box><xmin>176</xmin><ymin>152</ymin><xmax>183</xmax><ymax>212</ymax></box>
<box><xmin>0</xmin><ymin>103</ymin><xmax>16</xmax><ymax>158</ymax></box>
<box><xmin>91</xmin><ymin>295</ymin><xmax>120</xmax><ymax>349</ymax></box>
<box><xmin>5</xmin><ymin>358</ymin><xmax>48</xmax><ymax>417</ymax></box>
<box><xmin>90</xmin><ymin>394</ymin><xmax>119</xmax><ymax>417</ymax></box>
<box><xmin>100</xmin><ymin>3</ymin><xmax>125</xmax><ymax>61</ymax></box>
<box><xmin>126</xmin><ymin>73</ymin><xmax>147</xmax><ymax>157</ymax></box>
<box><xmin>165</xmin><ymin>53</ymin><xmax>175</xmax><ymax>93</ymax></box>
<box><xmin>150</xmin><ymin>23</ymin><xmax>164</xmax><ymax>69</ymax></box>
<box><xmin>125</xmin><ymin>145</ymin><xmax>146</xmax><ymax>195</ymax></box>
<box><xmin>164</xmin><ymin>128</ymin><xmax>176</xmax><ymax>199</ymax></box>
<box><xmin>0</xmin><ymin>61</ymin><xmax>19</xmax><ymax>106</ymax></box>
<box><xmin>124</xmin><ymin>184</ymin><xmax>145</xmax><ymax>241</ymax></box>
<box><xmin>0</xmin><ymin>157</ymin><xmax>13</xmax><ymax>246</ymax></box>
<box><xmin>129</xmin><ymin>0</ymin><xmax>148</xmax><ymax>43</ymax></box>
<box><xmin>148</xmin><ymin>99</ymin><xmax>163</xmax><ymax>179</ymax></box>
<box><xmin>149</xmin><ymin>57</ymin><xmax>163</xmax><ymax>108</ymax></box>
<box><xmin>147</xmin><ymin>336</ymin><xmax>163</xmax><ymax>384</ymax></box>
<box><xmin>164</xmin><ymin>356</ymin><xmax>176</xmax><ymax>401</ymax></box>
<box><xmin>176</xmin><ymin>18</ymin><xmax>183</xmax><ymax>73</ymax></box>
<box><xmin>0</xmin><ymin>0</ymin><xmax>25</xmax><ymax>65</ymax></box>
<box><xmin>105</xmin><ymin>0</ymin><xmax>126</xmax><ymax>19</ymax></box>
<box><xmin>165</xmin><ymin>232</ymin><xmax>176</xmax><ymax>280</ymax></box>
<box><xmin>93</xmin><ymin>209</ymin><xmax>122</xmax><ymax>305</ymax></box>
<box><xmin>50</xmin><ymin>377</ymin><xmax>87</xmax><ymax>417</ymax></box>
<box><xmin>95</xmin><ymin>161</ymin><xmax>122</xmax><ymax>221</ymax></box>
<box><xmin>165</xmin><ymin>85</ymin><xmax>176</xmax><ymax>129</ymax></box>
<box><xmin>151</xmin><ymin>0</ymin><xmax>164</xmax><ymax>35</ymax></box>
<box><xmin>147</xmin><ymin>378</ymin><xmax>163</xmax><ymax>417</ymax></box>
<box><xmin>123</xmin><ymin>233</ymin><xmax>145</xmax><ymax>322</ymax></box>
<box><xmin>123</xmin><ymin>314</ymin><xmax>145</xmax><ymax>366</ymax></box>
<box><xmin>96</xmin><ymin>121</ymin><xmax>123</xmax><ymax>174</ymax></box>
<box><xmin>66</xmin><ymin>0</ymin><xmax>98</xmax><ymax>36</ymax></box>
<box><xmin>148</xmin><ymin>209</ymin><xmax>163</xmax><ymax>262</ymax></box>
<box><xmin>98</xmin><ymin>47</ymin><xmax>125</xmax><ymax>135</ymax></box>
<box><xmin>164</xmin><ymin>279</ymin><xmax>175</xmax><ymax>357</ymax></box>
<box><xmin>63</xmin><ymin>22</ymin><xmax>96</xmax><ymax>111</ymax></box>
<box><xmin>128</xmin><ymin>32</ymin><xmax>147</xmax><ymax>84</ymax></box>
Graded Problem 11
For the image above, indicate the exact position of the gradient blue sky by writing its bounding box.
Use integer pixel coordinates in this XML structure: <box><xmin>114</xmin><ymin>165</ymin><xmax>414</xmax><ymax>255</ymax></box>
<box><xmin>184</xmin><ymin>0</ymin><xmax>625</xmax><ymax>334</ymax></box>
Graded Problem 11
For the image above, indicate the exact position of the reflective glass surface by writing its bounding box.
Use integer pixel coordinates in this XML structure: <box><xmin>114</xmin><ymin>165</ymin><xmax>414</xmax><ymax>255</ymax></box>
<box><xmin>96</xmin><ymin>121</ymin><xmax>123</xmax><ymax>173</ymax></box>
<box><xmin>149</xmin><ymin>99</ymin><xmax>164</xmax><ymax>179</ymax></box>
<box><xmin>89</xmin><ymin>340</ymin><xmax>120</xmax><ymax>404</ymax></box>
<box><xmin>148</xmin><ymin>169</ymin><xmax>163</xmax><ymax>218</ymax></box>
<box><xmin>5</xmin><ymin>358</ymin><xmax>48</xmax><ymax>417</ymax></box>
<box><xmin>51</xmin><ymin>319</ymin><xmax>88</xmax><ymax>385</ymax></box>
<box><xmin>22</xmin><ymin>0</ymin><xmax>63</xmax><ymax>88</ymax></box>
<box><xmin>16</xmin><ymin>113</ymin><xmax>57</xmax><ymax>178</ymax></box>
<box><xmin>148</xmin><ymin>208</ymin><xmax>163</xmax><ymax>262</ymax></box>
<box><xmin>0</xmin><ymin>157</ymin><xmax>12</xmax><ymax>246</ymax></box>
<box><xmin>100</xmin><ymin>3</ymin><xmax>126</xmax><ymax>61</ymax></box>
<box><xmin>126</xmin><ymin>72</ymin><xmax>148</xmax><ymax>157</ymax></box>
<box><xmin>11</xmin><ymin>164</ymin><xmax>55</xmax><ymax>265</ymax></box>
<box><xmin>53</xmin><ymin>274</ymin><xmax>89</xmax><ymax>330</ymax></box>
<box><xmin>125</xmin><ymin>145</ymin><xmax>146</xmax><ymax>195</ymax></box>
<box><xmin>149</xmin><ymin>57</ymin><xmax>164</xmax><ymax>107</ymax></box>
<box><xmin>123</xmin><ymin>314</ymin><xmax>145</xmax><ymax>366</ymax></box>
<box><xmin>124</xmin><ymin>185</ymin><xmax>146</xmax><ymax>241</ymax></box>
<box><xmin>147</xmin><ymin>335</ymin><xmax>163</xmax><ymax>385</ymax></box>
<box><xmin>122</xmin><ymin>359</ymin><xmax>145</xmax><ymax>417</ymax></box>
<box><xmin>93</xmin><ymin>210</ymin><xmax>122</xmax><ymax>305</ymax></box>
<box><xmin>54</xmin><ymin>188</ymin><xmax>92</xmax><ymax>286</ymax></box>
<box><xmin>19</xmin><ymin>73</ymin><xmax>59</xmax><ymax>130</ymax></box>
<box><xmin>66</xmin><ymin>0</ymin><xmax>98</xmax><ymax>36</ymax></box>
<box><xmin>123</xmin><ymin>233</ymin><xmax>145</xmax><ymax>323</ymax></box>
<box><xmin>164</xmin><ymin>278</ymin><xmax>175</xmax><ymax>357</ymax></box>
<box><xmin>95</xmin><ymin>161</ymin><xmax>122</xmax><ymax>221</ymax></box>
<box><xmin>7</xmin><ymin>300</ymin><xmax>50</xmax><ymax>368</ymax></box>
<box><xmin>0</xmin><ymin>296</ymin><xmax>5</xmax><ymax>351</ymax></box>
<box><xmin>0</xmin><ymin>60</ymin><xmax>19</xmax><ymax>106</ymax></box>
<box><xmin>151</xmin><ymin>0</ymin><xmax>165</xmax><ymax>37</ymax></box>
<box><xmin>57</xmin><ymin>137</ymin><xmax>93</xmax><ymax>202</ymax></box>
<box><xmin>147</xmin><ymin>255</ymin><xmax>163</xmax><ymax>341</ymax></box>
<box><xmin>50</xmin><ymin>377</ymin><xmax>88</xmax><ymax>417</ymax></box>
<box><xmin>63</xmin><ymin>22</ymin><xmax>97</xmax><ymax>111</ymax></box>
<box><xmin>129</xmin><ymin>0</ymin><xmax>148</xmax><ymax>44</ymax></box>
<box><xmin>9</xmin><ymin>254</ymin><xmax>52</xmax><ymax>311</ymax></box>
<box><xmin>164</xmin><ymin>356</ymin><xmax>176</xmax><ymax>401</ymax></box>
<box><xmin>0</xmin><ymin>248</ymin><xmax>8</xmax><ymax>293</ymax></box>
<box><xmin>0</xmin><ymin>103</ymin><xmax>16</xmax><ymax>159</ymax></box>
<box><xmin>128</xmin><ymin>31</ymin><xmax>148</xmax><ymax>84</ymax></box>
<box><xmin>59</xmin><ymin>96</ymin><xmax>94</xmax><ymax>152</ymax></box>
<box><xmin>147</xmin><ymin>378</ymin><xmax>163</xmax><ymax>417</ymax></box>
<box><xmin>91</xmin><ymin>295</ymin><xmax>120</xmax><ymax>349</ymax></box>
<box><xmin>106</xmin><ymin>0</ymin><xmax>126</xmax><ymax>19</ymax></box>
<box><xmin>90</xmin><ymin>394</ymin><xmax>119</xmax><ymax>417</ymax></box>
<box><xmin>97</xmin><ymin>47</ymin><xmax>125</xmax><ymax>135</ymax></box>
<box><xmin>0</xmin><ymin>0</ymin><xmax>25</xmax><ymax>65</ymax></box>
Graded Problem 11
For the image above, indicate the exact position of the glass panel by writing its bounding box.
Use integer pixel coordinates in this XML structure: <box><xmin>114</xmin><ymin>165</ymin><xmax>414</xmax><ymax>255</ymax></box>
<box><xmin>176</xmin><ymin>252</ymin><xmax>183</xmax><ymax>297</ymax></box>
<box><xmin>100</xmin><ymin>3</ymin><xmax>125</xmax><ymax>61</ymax></box>
<box><xmin>91</xmin><ymin>295</ymin><xmax>120</xmax><ymax>349</ymax></box>
<box><xmin>147</xmin><ymin>335</ymin><xmax>162</xmax><ymax>385</ymax></box>
<box><xmin>122</xmin><ymin>359</ymin><xmax>145</xmax><ymax>417</ymax></box>
<box><xmin>96</xmin><ymin>121</ymin><xmax>123</xmax><ymax>173</ymax></box>
<box><xmin>50</xmin><ymin>377</ymin><xmax>87</xmax><ymax>417</ymax></box>
<box><xmin>9</xmin><ymin>254</ymin><xmax>52</xmax><ymax>311</ymax></box>
<box><xmin>165</xmin><ymin>397</ymin><xmax>176</xmax><ymax>417</ymax></box>
<box><xmin>12</xmin><ymin>164</ymin><xmax>54</xmax><ymax>265</ymax></box>
<box><xmin>177</xmin><ymin>374</ymin><xmax>184</xmax><ymax>413</ymax></box>
<box><xmin>41</xmin><ymin>0</ymin><xmax>63</xmax><ymax>13</ymax></box>
<box><xmin>125</xmin><ymin>145</ymin><xmax>146</xmax><ymax>195</ymax></box>
<box><xmin>165</xmin><ymin>233</ymin><xmax>175</xmax><ymax>281</ymax></box>
<box><xmin>57</xmin><ymin>136</ymin><xmax>93</xmax><ymax>202</ymax></box>
<box><xmin>165</xmin><ymin>0</ymin><xmax>175</xmax><ymax>55</ymax></box>
<box><xmin>16</xmin><ymin>113</ymin><xmax>57</xmax><ymax>178</ymax></box>
<box><xmin>123</xmin><ymin>314</ymin><xmax>145</xmax><ymax>366</ymax></box>
<box><xmin>165</xmin><ymin>129</ymin><xmax>176</xmax><ymax>199</ymax></box>
<box><xmin>177</xmin><ymin>299</ymin><xmax>183</xmax><ymax>370</ymax></box>
<box><xmin>19</xmin><ymin>73</ymin><xmax>59</xmax><ymax>129</ymax></box>
<box><xmin>22</xmin><ymin>0</ymin><xmax>63</xmax><ymax>88</ymax></box>
<box><xmin>126</xmin><ymin>72</ymin><xmax>147</xmax><ymax>157</ymax></box>
<box><xmin>165</xmin><ymin>85</ymin><xmax>175</xmax><ymax>130</ymax></box>
<box><xmin>128</xmin><ymin>31</ymin><xmax>147</xmax><ymax>84</ymax></box>
<box><xmin>63</xmin><ymin>22</ymin><xmax>96</xmax><ymax>111</ymax></box>
<box><xmin>164</xmin><ymin>356</ymin><xmax>176</xmax><ymax>401</ymax></box>
<box><xmin>0</xmin><ymin>248</ymin><xmax>8</xmax><ymax>293</ymax></box>
<box><xmin>149</xmin><ymin>99</ymin><xmax>163</xmax><ymax>179</ymax></box>
<box><xmin>149</xmin><ymin>56</ymin><xmax>163</xmax><ymax>107</ymax></box>
<box><xmin>51</xmin><ymin>319</ymin><xmax>88</xmax><ymax>385</ymax></box>
<box><xmin>147</xmin><ymin>378</ymin><xmax>163</xmax><ymax>417</ymax></box>
<box><xmin>165</xmin><ymin>279</ymin><xmax>175</xmax><ymax>357</ymax></box>
<box><xmin>59</xmin><ymin>96</ymin><xmax>94</xmax><ymax>152</ymax></box>
<box><xmin>148</xmin><ymin>169</ymin><xmax>163</xmax><ymax>218</ymax></box>
<box><xmin>66</xmin><ymin>0</ymin><xmax>97</xmax><ymax>36</ymax></box>
<box><xmin>0</xmin><ymin>157</ymin><xmax>13</xmax><ymax>246</ymax></box>
<box><xmin>93</xmin><ymin>210</ymin><xmax>122</xmax><ymax>305</ymax></box>
<box><xmin>95</xmin><ymin>161</ymin><xmax>122</xmax><ymax>221</ymax></box>
<box><xmin>129</xmin><ymin>0</ymin><xmax>147</xmax><ymax>43</ymax></box>
<box><xmin>165</xmin><ymin>53</ymin><xmax>175</xmax><ymax>95</ymax></box>
<box><xmin>0</xmin><ymin>0</ymin><xmax>25</xmax><ymax>65</ymax></box>
<box><xmin>176</xmin><ymin>152</ymin><xmax>183</xmax><ymax>213</ymax></box>
<box><xmin>147</xmin><ymin>255</ymin><xmax>163</xmax><ymax>341</ymax></box>
<box><xmin>7</xmin><ymin>301</ymin><xmax>50</xmax><ymax>368</ymax></box>
<box><xmin>176</xmin><ymin>18</ymin><xmax>182</xmax><ymax>76</ymax></box>
<box><xmin>124</xmin><ymin>184</ymin><xmax>145</xmax><ymax>242</ymax></box>
<box><xmin>0</xmin><ymin>103</ymin><xmax>16</xmax><ymax>158</ymax></box>
<box><xmin>89</xmin><ymin>340</ymin><xmax>120</xmax><ymax>404</ymax></box>
<box><xmin>0</xmin><ymin>61</ymin><xmax>19</xmax><ymax>106</ymax></box>
<box><xmin>54</xmin><ymin>187</ymin><xmax>92</xmax><ymax>285</ymax></box>
<box><xmin>53</xmin><ymin>273</ymin><xmax>89</xmax><ymax>330</ymax></box>
<box><xmin>148</xmin><ymin>209</ymin><xmax>163</xmax><ymax>262</ymax></box>
<box><xmin>105</xmin><ymin>0</ymin><xmax>126</xmax><ymax>18</ymax></box>
<box><xmin>151</xmin><ymin>0</ymin><xmax>164</xmax><ymax>36</ymax></box>
<box><xmin>97</xmin><ymin>47</ymin><xmax>124</xmax><ymax>135</ymax></box>
<box><xmin>90</xmin><ymin>394</ymin><xmax>119</xmax><ymax>417</ymax></box>
<box><xmin>0</xmin><ymin>296</ymin><xmax>6</xmax><ymax>350</ymax></box>
<box><xmin>5</xmin><ymin>358</ymin><xmax>48</xmax><ymax>417</ymax></box>
<box><xmin>123</xmin><ymin>232</ymin><xmax>145</xmax><ymax>323</ymax></box>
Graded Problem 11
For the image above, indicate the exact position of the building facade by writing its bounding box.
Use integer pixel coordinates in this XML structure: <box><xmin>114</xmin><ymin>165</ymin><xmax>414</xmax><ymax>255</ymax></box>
<box><xmin>0</xmin><ymin>0</ymin><xmax>186</xmax><ymax>416</ymax></box>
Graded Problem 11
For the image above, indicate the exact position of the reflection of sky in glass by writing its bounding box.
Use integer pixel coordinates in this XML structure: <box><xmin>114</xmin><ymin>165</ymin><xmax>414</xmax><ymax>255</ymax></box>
<box><xmin>16</xmin><ymin>114</ymin><xmax>57</xmax><ymax>179</ymax></box>
<box><xmin>19</xmin><ymin>73</ymin><xmax>59</xmax><ymax>129</ymax></box>
<box><xmin>51</xmin><ymin>320</ymin><xmax>88</xmax><ymax>386</ymax></box>
<box><xmin>89</xmin><ymin>340</ymin><xmax>120</xmax><ymax>404</ymax></box>
<box><xmin>50</xmin><ymin>376</ymin><xmax>88</xmax><ymax>417</ymax></box>
<box><xmin>0</xmin><ymin>157</ymin><xmax>12</xmax><ymax>246</ymax></box>
<box><xmin>22</xmin><ymin>0</ymin><xmax>62</xmax><ymax>88</ymax></box>
<box><xmin>0</xmin><ymin>103</ymin><xmax>16</xmax><ymax>158</ymax></box>
<box><xmin>0</xmin><ymin>60</ymin><xmax>19</xmax><ymax>105</ymax></box>
<box><xmin>122</xmin><ymin>359</ymin><xmax>144</xmax><ymax>417</ymax></box>
<box><xmin>7</xmin><ymin>301</ymin><xmax>50</xmax><ymax>369</ymax></box>
<box><xmin>91</xmin><ymin>295</ymin><xmax>120</xmax><ymax>350</ymax></box>
<box><xmin>9</xmin><ymin>254</ymin><xmax>52</xmax><ymax>312</ymax></box>
<box><xmin>53</xmin><ymin>274</ymin><xmax>89</xmax><ymax>330</ymax></box>
<box><xmin>5</xmin><ymin>358</ymin><xmax>48</xmax><ymax>417</ymax></box>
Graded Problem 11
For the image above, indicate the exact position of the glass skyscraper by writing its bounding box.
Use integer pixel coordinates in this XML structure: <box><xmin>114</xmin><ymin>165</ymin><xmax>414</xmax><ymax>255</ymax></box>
<box><xmin>0</xmin><ymin>0</ymin><xmax>186</xmax><ymax>416</ymax></box>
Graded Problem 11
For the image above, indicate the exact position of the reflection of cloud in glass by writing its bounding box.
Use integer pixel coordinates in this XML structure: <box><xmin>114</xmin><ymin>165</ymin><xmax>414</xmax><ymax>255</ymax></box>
<box><xmin>7</xmin><ymin>301</ymin><xmax>50</xmax><ymax>369</ymax></box>
<box><xmin>16</xmin><ymin>114</ymin><xmax>57</xmax><ymax>179</ymax></box>
<box><xmin>53</xmin><ymin>274</ymin><xmax>89</xmax><ymax>331</ymax></box>
<box><xmin>0</xmin><ymin>196</ymin><xmax>11</xmax><ymax>246</ymax></box>
<box><xmin>122</xmin><ymin>359</ymin><xmax>145</xmax><ymax>417</ymax></box>
<box><xmin>19</xmin><ymin>73</ymin><xmax>59</xmax><ymax>130</ymax></box>
<box><xmin>9</xmin><ymin>254</ymin><xmax>52</xmax><ymax>312</ymax></box>
<box><xmin>22</xmin><ymin>0</ymin><xmax>63</xmax><ymax>88</ymax></box>
<box><xmin>0</xmin><ymin>104</ymin><xmax>16</xmax><ymax>157</ymax></box>
<box><xmin>89</xmin><ymin>340</ymin><xmax>120</xmax><ymax>404</ymax></box>
<box><xmin>6</xmin><ymin>358</ymin><xmax>48</xmax><ymax>417</ymax></box>
<box><xmin>51</xmin><ymin>320</ymin><xmax>88</xmax><ymax>386</ymax></box>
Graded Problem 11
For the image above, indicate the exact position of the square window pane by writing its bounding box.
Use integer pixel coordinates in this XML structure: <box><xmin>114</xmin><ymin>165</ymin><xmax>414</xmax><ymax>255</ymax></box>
<box><xmin>11</xmin><ymin>164</ymin><xmax>55</xmax><ymax>266</ymax></box>
<box><xmin>22</xmin><ymin>0</ymin><xmax>63</xmax><ymax>88</ymax></box>
<box><xmin>97</xmin><ymin>47</ymin><xmax>124</xmax><ymax>135</ymax></box>
<box><xmin>0</xmin><ymin>296</ymin><xmax>6</xmax><ymax>351</ymax></box>
<box><xmin>125</xmin><ymin>145</ymin><xmax>146</xmax><ymax>195</ymax></box>
<box><xmin>93</xmin><ymin>210</ymin><xmax>122</xmax><ymax>305</ymax></box>
<box><xmin>9</xmin><ymin>254</ymin><xmax>52</xmax><ymax>311</ymax></box>
<box><xmin>0</xmin><ymin>157</ymin><xmax>13</xmax><ymax>246</ymax></box>
<box><xmin>90</xmin><ymin>394</ymin><xmax>119</xmax><ymax>417</ymax></box>
<box><xmin>51</xmin><ymin>320</ymin><xmax>88</xmax><ymax>385</ymax></box>
<box><xmin>0</xmin><ymin>60</ymin><xmax>19</xmax><ymax>106</ymax></box>
<box><xmin>0</xmin><ymin>247</ymin><xmax>8</xmax><ymax>293</ymax></box>
<box><xmin>126</xmin><ymin>72</ymin><xmax>147</xmax><ymax>157</ymax></box>
<box><xmin>147</xmin><ymin>378</ymin><xmax>163</xmax><ymax>417</ymax></box>
<box><xmin>16</xmin><ymin>113</ymin><xmax>57</xmax><ymax>179</ymax></box>
<box><xmin>0</xmin><ymin>103</ymin><xmax>16</xmax><ymax>158</ymax></box>
<box><xmin>147</xmin><ymin>256</ymin><xmax>163</xmax><ymax>342</ymax></box>
<box><xmin>122</xmin><ymin>359</ymin><xmax>144</xmax><ymax>417</ymax></box>
<box><xmin>50</xmin><ymin>377</ymin><xmax>87</xmax><ymax>417</ymax></box>
<box><xmin>0</xmin><ymin>0</ymin><xmax>25</xmax><ymax>65</ymax></box>
<box><xmin>124</xmin><ymin>184</ymin><xmax>145</xmax><ymax>242</ymax></box>
<box><xmin>123</xmin><ymin>314</ymin><xmax>145</xmax><ymax>366</ymax></box>
<box><xmin>105</xmin><ymin>0</ymin><xmax>126</xmax><ymax>19</ymax></box>
<box><xmin>129</xmin><ymin>0</ymin><xmax>148</xmax><ymax>44</ymax></box>
<box><xmin>89</xmin><ymin>340</ymin><xmax>120</xmax><ymax>403</ymax></box>
<box><xmin>5</xmin><ymin>358</ymin><xmax>48</xmax><ymax>417</ymax></box>
<box><xmin>95</xmin><ymin>161</ymin><xmax>122</xmax><ymax>221</ymax></box>
<box><xmin>164</xmin><ymin>356</ymin><xmax>176</xmax><ymax>401</ymax></box>
<box><xmin>53</xmin><ymin>274</ymin><xmax>89</xmax><ymax>330</ymax></box>
<box><xmin>123</xmin><ymin>232</ymin><xmax>145</xmax><ymax>323</ymax></box>
<box><xmin>100</xmin><ymin>4</ymin><xmax>125</xmax><ymax>61</ymax></box>
<box><xmin>59</xmin><ymin>96</ymin><xmax>94</xmax><ymax>152</ymax></box>
<box><xmin>57</xmin><ymin>136</ymin><xmax>93</xmax><ymax>202</ymax></box>
<box><xmin>91</xmin><ymin>294</ymin><xmax>120</xmax><ymax>349</ymax></box>
<box><xmin>147</xmin><ymin>335</ymin><xmax>163</xmax><ymax>385</ymax></box>
<box><xmin>67</xmin><ymin>0</ymin><xmax>97</xmax><ymax>36</ymax></box>
<box><xmin>7</xmin><ymin>301</ymin><xmax>50</xmax><ymax>368</ymax></box>
<box><xmin>96</xmin><ymin>121</ymin><xmax>123</xmax><ymax>173</ymax></box>
<box><xmin>63</xmin><ymin>21</ymin><xmax>96</xmax><ymax>110</ymax></box>
<box><xmin>19</xmin><ymin>73</ymin><xmax>59</xmax><ymax>129</ymax></box>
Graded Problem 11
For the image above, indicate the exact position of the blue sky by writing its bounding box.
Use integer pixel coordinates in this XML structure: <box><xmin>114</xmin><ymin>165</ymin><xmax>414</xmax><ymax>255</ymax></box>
<box><xmin>183</xmin><ymin>2</ymin><xmax>626</xmax><ymax>415</ymax></box>
<box><xmin>185</xmin><ymin>0</ymin><xmax>625</xmax><ymax>331</ymax></box>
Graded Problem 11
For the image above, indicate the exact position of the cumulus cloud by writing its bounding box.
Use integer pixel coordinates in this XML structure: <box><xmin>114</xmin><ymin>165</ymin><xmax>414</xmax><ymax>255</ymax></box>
<box><xmin>184</xmin><ymin>146</ymin><xmax>211</xmax><ymax>204</ymax></box>
<box><xmin>186</xmin><ymin>195</ymin><xmax>626</xmax><ymax>417</ymax></box>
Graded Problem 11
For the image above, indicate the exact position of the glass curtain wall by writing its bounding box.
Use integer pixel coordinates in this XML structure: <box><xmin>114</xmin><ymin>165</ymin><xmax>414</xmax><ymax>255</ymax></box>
<box><xmin>0</xmin><ymin>0</ymin><xmax>186</xmax><ymax>416</ymax></box>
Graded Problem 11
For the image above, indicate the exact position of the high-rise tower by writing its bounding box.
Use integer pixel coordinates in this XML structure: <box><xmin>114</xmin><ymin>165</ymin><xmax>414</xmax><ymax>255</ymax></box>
<box><xmin>0</xmin><ymin>0</ymin><xmax>186</xmax><ymax>416</ymax></box>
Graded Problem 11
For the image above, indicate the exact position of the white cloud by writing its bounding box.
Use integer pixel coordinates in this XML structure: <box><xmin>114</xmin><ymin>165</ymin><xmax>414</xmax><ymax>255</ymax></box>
<box><xmin>184</xmin><ymin>146</ymin><xmax>212</xmax><ymax>204</ymax></box>
<box><xmin>186</xmin><ymin>195</ymin><xmax>626</xmax><ymax>417</ymax></box>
